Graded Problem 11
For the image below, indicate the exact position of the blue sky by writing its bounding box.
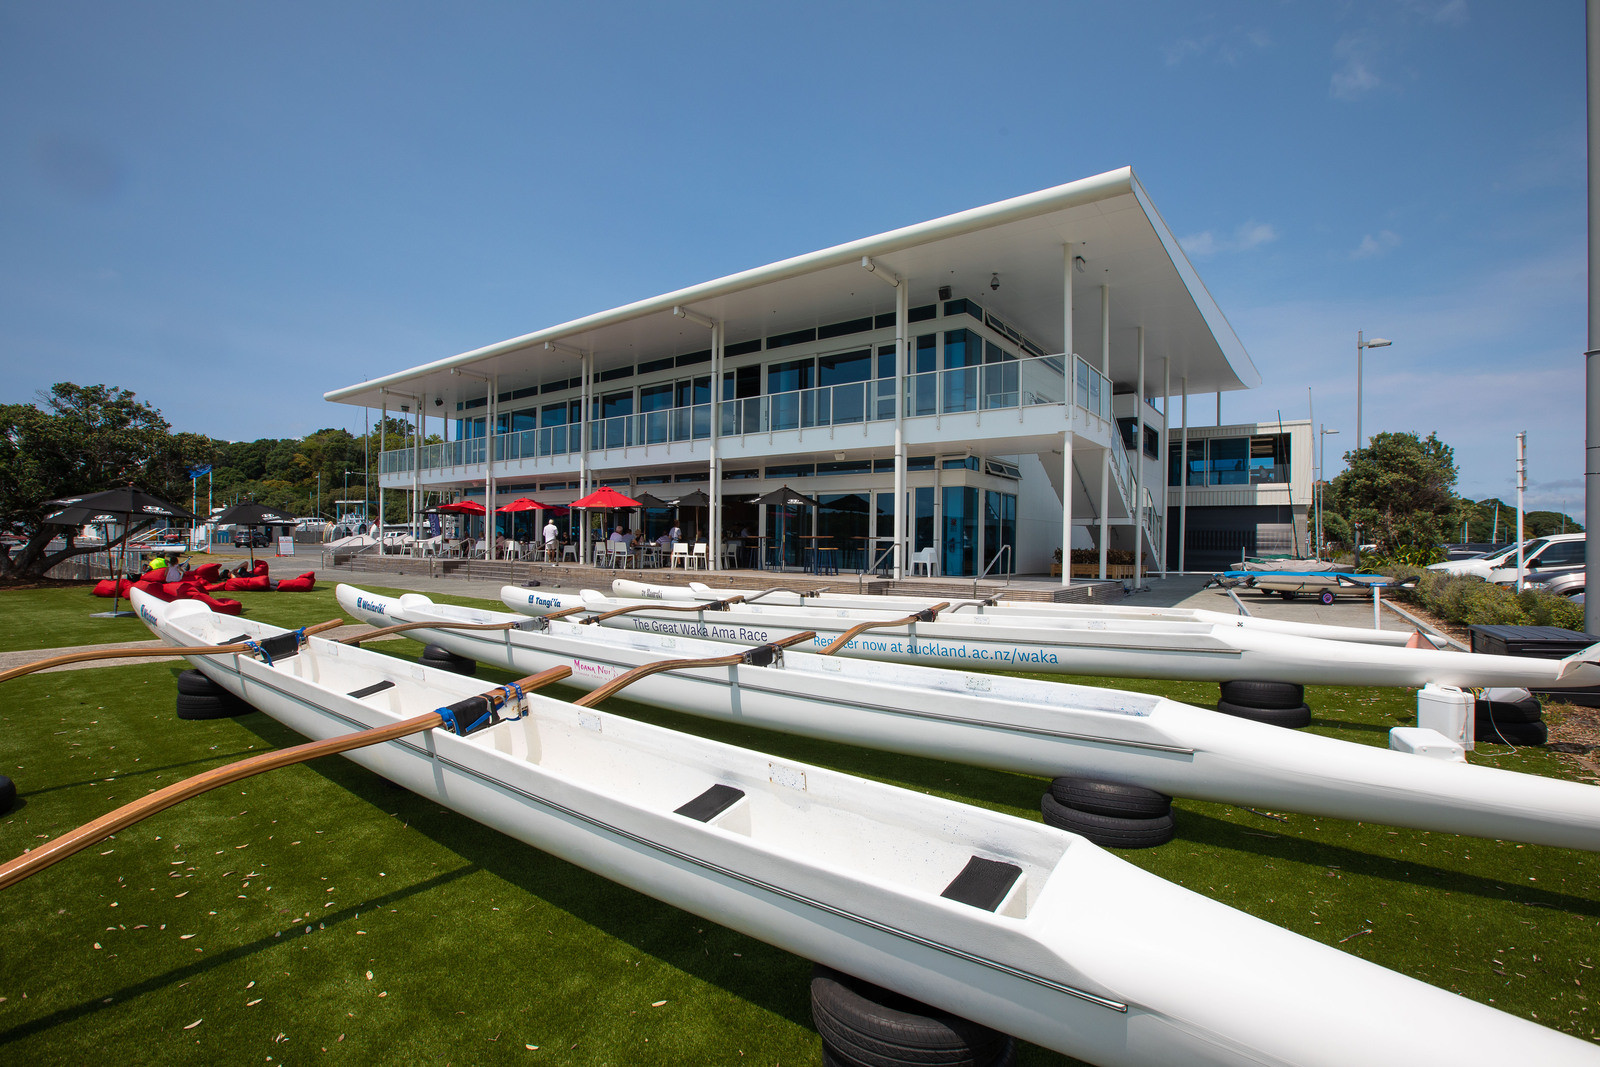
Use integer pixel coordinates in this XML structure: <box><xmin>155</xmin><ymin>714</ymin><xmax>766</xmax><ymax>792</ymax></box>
<box><xmin>0</xmin><ymin>2</ymin><xmax>1586</xmax><ymax>511</ymax></box>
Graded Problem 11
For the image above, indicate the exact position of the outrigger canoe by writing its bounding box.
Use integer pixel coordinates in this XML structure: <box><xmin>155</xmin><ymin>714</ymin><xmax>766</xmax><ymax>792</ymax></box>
<box><xmin>341</xmin><ymin>585</ymin><xmax>1600</xmax><ymax>852</ymax></box>
<box><xmin>131</xmin><ymin>589</ymin><xmax>1597</xmax><ymax>1066</ymax></box>
<box><xmin>501</xmin><ymin>586</ymin><xmax>1600</xmax><ymax>691</ymax></box>
<box><xmin>612</xmin><ymin>578</ymin><xmax>1442</xmax><ymax>648</ymax></box>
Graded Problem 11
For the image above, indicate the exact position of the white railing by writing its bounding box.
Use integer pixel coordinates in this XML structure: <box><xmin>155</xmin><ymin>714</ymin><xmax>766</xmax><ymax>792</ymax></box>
<box><xmin>378</xmin><ymin>353</ymin><xmax>1108</xmax><ymax>476</ymax></box>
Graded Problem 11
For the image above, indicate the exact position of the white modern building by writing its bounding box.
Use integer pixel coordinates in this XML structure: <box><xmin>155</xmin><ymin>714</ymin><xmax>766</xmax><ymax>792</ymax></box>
<box><xmin>327</xmin><ymin>167</ymin><xmax>1260</xmax><ymax>580</ymax></box>
<box><xmin>1165</xmin><ymin>419</ymin><xmax>1314</xmax><ymax>571</ymax></box>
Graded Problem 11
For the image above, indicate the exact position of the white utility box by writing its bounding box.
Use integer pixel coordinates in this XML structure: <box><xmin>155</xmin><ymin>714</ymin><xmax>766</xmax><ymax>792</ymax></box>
<box><xmin>1416</xmin><ymin>683</ymin><xmax>1475</xmax><ymax>750</ymax></box>
<box><xmin>1389</xmin><ymin>726</ymin><xmax>1468</xmax><ymax>762</ymax></box>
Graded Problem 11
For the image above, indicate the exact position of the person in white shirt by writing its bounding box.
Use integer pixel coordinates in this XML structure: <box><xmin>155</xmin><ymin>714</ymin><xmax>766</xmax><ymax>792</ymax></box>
<box><xmin>542</xmin><ymin>518</ymin><xmax>559</xmax><ymax>561</ymax></box>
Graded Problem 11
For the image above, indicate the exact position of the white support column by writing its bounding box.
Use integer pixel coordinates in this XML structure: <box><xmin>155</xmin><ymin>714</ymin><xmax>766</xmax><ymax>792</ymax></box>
<box><xmin>1061</xmin><ymin>433</ymin><xmax>1073</xmax><ymax>587</ymax></box>
<box><xmin>863</xmin><ymin>257</ymin><xmax>909</xmax><ymax>580</ymax></box>
<box><xmin>1097</xmin><ymin>284</ymin><xmax>1111</xmax><ymax>581</ymax></box>
<box><xmin>1062</xmin><ymin>243</ymin><xmax>1075</xmax><ymax>587</ymax></box>
<box><xmin>894</xmin><ymin>277</ymin><xmax>908</xmax><ymax>579</ymax></box>
<box><xmin>1133</xmin><ymin>326</ymin><xmax>1145</xmax><ymax>590</ymax></box>
<box><xmin>580</xmin><ymin>353</ymin><xmax>591</xmax><ymax>565</ymax></box>
<box><xmin>379</xmin><ymin>400</ymin><xmax>387</xmax><ymax>551</ymax></box>
<box><xmin>710</xmin><ymin>320</ymin><xmax>723</xmax><ymax>571</ymax></box>
<box><xmin>485</xmin><ymin>376</ymin><xmax>497</xmax><ymax>560</ymax></box>
<box><xmin>1161</xmin><ymin>356</ymin><xmax>1170</xmax><ymax>577</ymax></box>
<box><xmin>1179</xmin><ymin>378</ymin><xmax>1190</xmax><ymax>573</ymax></box>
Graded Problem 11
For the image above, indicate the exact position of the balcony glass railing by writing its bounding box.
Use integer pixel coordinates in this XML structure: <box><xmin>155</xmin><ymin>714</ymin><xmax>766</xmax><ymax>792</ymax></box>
<box><xmin>378</xmin><ymin>353</ymin><xmax>1113</xmax><ymax>476</ymax></box>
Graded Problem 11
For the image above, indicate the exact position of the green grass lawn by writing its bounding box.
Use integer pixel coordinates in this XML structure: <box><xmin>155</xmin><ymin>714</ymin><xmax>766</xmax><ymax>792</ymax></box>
<box><xmin>1</xmin><ymin>586</ymin><xmax>1596</xmax><ymax>1064</ymax></box>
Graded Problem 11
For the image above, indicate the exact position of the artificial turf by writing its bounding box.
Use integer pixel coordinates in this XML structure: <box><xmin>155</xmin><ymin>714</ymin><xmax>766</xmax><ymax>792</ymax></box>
<box><xmin>1</xmin><ymin>584</ymin><xmax>1596</xmax><ymax>1064</ymax></box>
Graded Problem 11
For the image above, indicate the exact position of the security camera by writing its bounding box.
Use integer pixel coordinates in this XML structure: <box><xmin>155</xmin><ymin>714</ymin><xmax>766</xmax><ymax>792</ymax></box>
<box><xmin>990</xmin><ymin>273</ymin><xmax>1000</xmax><ymax>291</ymax></box>
<box><xmin>434</xmin><ymin>397</ymin><xmax>443</xmax><ymax>407</ymax></box>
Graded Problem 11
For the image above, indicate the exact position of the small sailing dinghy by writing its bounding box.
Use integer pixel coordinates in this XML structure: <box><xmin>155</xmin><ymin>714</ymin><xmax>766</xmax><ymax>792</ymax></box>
<box><xmin>503</xmin><ymin>586</ymin><xmax>1600</xmax><ymax>692</ymax></box>
<box><xmin>113</xmin><ymin>589</ymin><xmax>1596</xmax><ymax>1066</ymax></box>
<box><xmin>612</xmin><ymin>578</ymin><xmax>1441</xmax><ymax>647</ymax></box>
<box><xmin>341</xmin><ymin>585</ymin><xmax>1600</xmax><ymax>852</ymax></box>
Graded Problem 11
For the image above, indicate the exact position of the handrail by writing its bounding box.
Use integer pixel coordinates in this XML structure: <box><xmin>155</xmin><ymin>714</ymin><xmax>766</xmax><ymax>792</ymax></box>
<box><xmin>973</xmin><ymin>543</ymin><xmax>1013</xmax><ymax>597</ymax></box>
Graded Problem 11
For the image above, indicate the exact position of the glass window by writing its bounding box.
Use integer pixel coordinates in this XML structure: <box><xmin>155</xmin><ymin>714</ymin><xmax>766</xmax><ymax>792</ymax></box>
<box><xmin>983</xmin><ymin>490</ymin><xmax>1016</xmax><ymax>575</ymax></box>
<box><xmin>1534</xmin><ymin>540</ymin><xmax>1584</xmax><ymax>566</ymax></box>
<box><xmin>942</xmin><ymin>486</ymin><xmax>979</xmax><ymax>576</ymax></box>
<box><xmin>1248</xmin><ymin>433</ymin><xmax>1290</xmax><ymax>483</ymax></box>
<box><xmin>1143</xmin><ymin>425</ymin><xmax>1160</xmax><ymax>460</ymax></box>
<box><xmin>1168</xmin><ymin>440</ymin><xmax>1207</xmax><ymax>486</ymax></box>
<box><xmin>1209</xmin><ymin>437</ymin><xmax>1248</xmax><ymax>485</ymax></box>
<box><xmin>768</xmin><ymin>358</ymin><xmax>813</xmax><ymax>431</ymax></box>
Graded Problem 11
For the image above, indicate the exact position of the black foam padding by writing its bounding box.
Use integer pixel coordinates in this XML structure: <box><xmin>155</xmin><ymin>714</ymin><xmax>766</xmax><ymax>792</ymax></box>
<box><xmin>940</xmin><ymin>856</ymin><xmax>1022</xmax><ymax>912</ymax></box>
<box><xmin>348</xmin><ymin>680</ymin><xmax>396</xmax><ymax>699</ymax></box>
<box><xmin>674</xmin><ymin>783</ymin><xmax>745</xmax><ymax>823</ymax></box>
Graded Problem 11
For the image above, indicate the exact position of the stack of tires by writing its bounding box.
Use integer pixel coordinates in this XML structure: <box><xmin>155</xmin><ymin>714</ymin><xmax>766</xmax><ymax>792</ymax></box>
<box><xmin>1039</xmin><ymin>776</ymin><xmax>1174</xmax><ymax>848</ymax></box>
<box><xmin>420</xmin><ymin>644</ymin><xmax>477</xmax><ymax>676</ymax></box>
<box><xmin>1216</xmin><ymin>680</ymin><xmax>1311</xmax><ymax>729</ymax></box>
<box><xmin>175</xmin><ymin>669</ymin><xmax>254</xmax><ymax>720</ymax></box>
<box><xmin>0</xmin><ymin>774</ymin><xmax>15</xmax><ymax>815</ymax></box>
<box><xmin>1476</xmin><ymin>687</ymin><xmax>1547</xmax><ymax>746</ymax></box>
<box><xmin>811</xmin><ymin>964</ymin><xmax>1016</xmax><ymax>1067</ymax></box>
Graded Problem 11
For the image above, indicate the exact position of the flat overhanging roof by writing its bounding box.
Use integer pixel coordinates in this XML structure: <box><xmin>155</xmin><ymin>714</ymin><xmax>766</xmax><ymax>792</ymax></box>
<box><xmin>326</xmin><ymin>167</ymin><xmax>1258</xmax><ymax>410</ymax></box>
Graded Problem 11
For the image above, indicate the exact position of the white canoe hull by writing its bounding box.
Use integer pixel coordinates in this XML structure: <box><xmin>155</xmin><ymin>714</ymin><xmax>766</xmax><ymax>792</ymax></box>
<box><xmin>507</xmin><ymin>587</ymin><xmax>1600</xmax><ymax>691</ymax></box>
<box><xmin>129</xmin><ymin>590</ymin><xmax>1600</xmax><ymax>1065</ymax></box>
<box><xmin>342</xmin><ymin>586</ymin><xmax>1600</xmax><ymax>852</ymax></box>
<box><xmin>613</xmin><ymin>578</ymin><xmax>1432</xmax><ymax>648</ymax></box>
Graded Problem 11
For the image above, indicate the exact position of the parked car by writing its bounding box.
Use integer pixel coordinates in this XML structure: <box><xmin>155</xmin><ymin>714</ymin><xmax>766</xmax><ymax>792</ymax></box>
<box><xmin>1526</xmin><ymin>570</ymin><xmax>1584</xmax><ymax>600</ymax></box>
<box><xmin>1427</xmin><ymin>541</ymin><xmax>1527</xmax><ymax>579</ymax></box>
<box><xmin>1486</xmin><ymin>532</ymin><xmax>1586</xmax><ymax>587</ymax></box>
<box><xmin>1439</xmin><ymin>541</ymin><xmax>1510</xmax><ymax>561</ymax></box>
<box><xmin>230</xmin><ymin>527</ymin><xmax>270</xmax><ymax>548</ymax></box>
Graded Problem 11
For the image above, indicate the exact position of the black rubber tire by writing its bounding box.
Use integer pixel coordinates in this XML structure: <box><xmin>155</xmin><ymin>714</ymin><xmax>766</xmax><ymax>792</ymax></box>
<box><xmin>1215</xmin><ymin>699</ymin><xmax>1313</xmax><ymax>728</ymax></box>
<box><xmin>177</xmin><ymin>669</ymin><xmax>228</xmax><ymax>696</ymax></box>
<box><xmin>1039</xmin><ymin>793</ymin><xmax>1176</xmax><ymax>848</ymax></box>
<box><xmin>811</xmin><ymin>963</ymin><xmax>1008</xmax><ymax>1067</ymax></box>
<box><xmin>1278</xmin><ymin>590</ymin><xmax>1297</xmax><ymax>601</ymax></box>
<box><xmin>420</xmin><ymin>644</ymin><xmax>477</xmax><ymax>676</ymax></box>
<box><xmin>1047</xmin><ymin>776</ymin><xmax>1171</xmax><ymax>818</ymax></box>
<box><xmin>1319</xmin><ymin>590</ymin><xmax>1336</xmax><ymax>605</ymax></box>
<box><xmin>176</xmin><ymin>692</ymin><xmax>249</xmax><ymax>720</ymax></box>
<box><xmin>0</xmin><ymin>774</ymin><xmax>15</xmax><ymax>816</ymax></box>
<box><xmin>822</xmin><ymin>1038</ymin><xmax>1016</xmax><ymax>1067</ymax></box>
<box><xmin>1477</xmin><ymin>692</ymin><xmax>1543</xmax><ymax>724</ymax></box>
<box><xmin>1219</xmin><ymin>679</ymin><xmax>1305</xmax><ymax>709</ymax></box>
<box><xmin>1477</xmin><ymin>719</ymin><xmax>1548</xmax><ymax>746</ymax></box>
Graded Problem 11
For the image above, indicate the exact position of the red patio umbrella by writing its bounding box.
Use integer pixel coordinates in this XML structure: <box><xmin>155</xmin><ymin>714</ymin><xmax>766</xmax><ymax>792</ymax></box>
<box><xmin>569</xmin><ymin>487</ymin><xmax>642</xmax><ymax>509</ymax></box>
<box><xmin>437</xmin><ymin>501</ymin><xmax>488</xmax><ymax>514</ymax></box>
<box><xmin>497</xmin><ymin>498</ymin><xmax>546</xmax><ymax>513</ymax></box>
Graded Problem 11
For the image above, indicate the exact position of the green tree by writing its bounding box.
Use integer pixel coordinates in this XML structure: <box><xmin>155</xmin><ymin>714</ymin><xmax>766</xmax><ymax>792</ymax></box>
<box><xmin>1328</xmin><ymin>431</ymin><xmax>1458</xmax><ymax>557</ymax></box>
<box><xmin>0</xmin><ymin>384</ymin><xmax>194</xmax><ymax>579</ymax></box>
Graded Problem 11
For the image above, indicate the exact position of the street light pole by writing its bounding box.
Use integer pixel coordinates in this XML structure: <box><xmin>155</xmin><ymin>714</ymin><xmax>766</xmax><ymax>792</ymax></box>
<box><xmin>1353</xmin><ymin>331</ymin><xmax>1393</xmax><ymax>557</ymax></box>
<box><xmin>1318</xmin><ymin>426</ymin><xmax>1339</xmax><ymax>559</ymax></box>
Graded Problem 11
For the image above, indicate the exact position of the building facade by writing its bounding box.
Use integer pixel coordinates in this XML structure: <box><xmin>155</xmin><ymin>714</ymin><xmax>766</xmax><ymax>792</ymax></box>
<box><xmin>328</xmin><ymin>168</ymin><xmax>1259</xmax><ymax>580</ymax></box>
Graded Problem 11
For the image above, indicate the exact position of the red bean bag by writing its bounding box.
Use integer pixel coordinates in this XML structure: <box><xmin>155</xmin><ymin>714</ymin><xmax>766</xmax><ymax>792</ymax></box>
<box><xmin>142</xmin><ymin>566</ymin><xmax>169</xmax><ymax>584</ymax></box>
<box><xmin>133</xmin><ymin>579</ymin><xmax>175</xmax><ymax>602</ymax></box>
<box><xmin>189</xmin><ymin>563</ymin><xmax>222</xmax><ymax>583</ymax></box>
<box><xmin>223</xmin><ymin>575</ymin><xmax>272</xmax><ymax>592</ymax></box>
<box><xmin>204</xmin><ymin>581</ymin><xmax>228</xmax><ymax>592</ymax></box>
<box><xmin>244</xmin><ymin>560</ymin><xmax>269</xmax><ymax>578</ymax></box>
<box><xmin>190</xmin><ymin>592</ymin><xmax>243</xmax><ymax>615</ymax></box>
<box><xmin>276</xmin><ymin>571</ymin><xmax>316</xmax><ymax>592</ymax></box>
<box><xmin>93</xmin><ymin>578</ymin><xmax>134</xmax><ymax>598</ymax></box>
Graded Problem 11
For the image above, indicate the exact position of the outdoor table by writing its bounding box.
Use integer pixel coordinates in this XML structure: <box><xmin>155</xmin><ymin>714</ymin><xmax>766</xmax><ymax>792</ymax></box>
<box><xmin>798</xmin><ymin>535</ymin><xmax>835</xmax><ymax>575</ymax></box>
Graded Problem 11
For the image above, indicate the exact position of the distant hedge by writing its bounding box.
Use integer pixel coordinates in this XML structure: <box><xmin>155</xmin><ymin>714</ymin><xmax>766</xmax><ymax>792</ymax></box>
<box><xmin>1383</xmin><ymin>565</ymin><xmax>1584</xmax><ymax>631</ymax></box>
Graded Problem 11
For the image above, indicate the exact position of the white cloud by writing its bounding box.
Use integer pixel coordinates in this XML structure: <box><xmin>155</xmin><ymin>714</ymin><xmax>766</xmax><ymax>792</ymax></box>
<box><xmin>1351</xmin><ymin>230</ymin><xmax>1401</xmax><ymax>259</ymax></box>
<box><xmin>1164</xmin><ymin>27</ymin><xmax>1271</xmax><ymax>66</ymax></box>
<box><xmin>1330</xmin><ymin>34</ymin><xmax>1382</xmax><ymax>100</ymax></box>
<box><xmin>1180</xmin><ymin>221</ymin><xmax>1279</xmax><ymax>257</ymax></box>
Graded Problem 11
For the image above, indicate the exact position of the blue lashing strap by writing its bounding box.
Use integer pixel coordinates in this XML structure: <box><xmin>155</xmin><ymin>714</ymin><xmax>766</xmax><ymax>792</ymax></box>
<box><xmin>434</xmin><ymin>692</ymin><xmax>503</xmax><ymax>736</ymax></box>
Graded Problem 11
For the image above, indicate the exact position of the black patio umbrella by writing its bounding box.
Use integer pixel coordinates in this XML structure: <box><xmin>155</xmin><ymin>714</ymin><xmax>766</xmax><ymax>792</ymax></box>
<box><xmin>668</xmin><ymin>489</ymin><xmax>711</xmax><ymax>508</ymax></box>
<box><xmin>632</xmin><ymin>492</ymin><xmax>672</xmax><ymax>508</ymax></box>
<box><xmin>43</xmin><ymin>486</ymin><xmax>198</xmax><ymax>619</ymax></box>
<box><xmin>750</xmin><ymin>486</ymin><xmax>818</xmax><ymax>570</ymax></box>
<box><xmin>212</xmin><ymin>502</ymin><xmax>297</xmax><ymax>568</ymax></box>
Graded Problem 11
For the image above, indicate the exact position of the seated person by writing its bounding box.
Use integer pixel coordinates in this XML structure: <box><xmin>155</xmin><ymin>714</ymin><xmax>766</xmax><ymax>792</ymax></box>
<box><xmin>608</xmin><ymin>526</ymin><xmax>629</xmax><ymax>544</ymax></box>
